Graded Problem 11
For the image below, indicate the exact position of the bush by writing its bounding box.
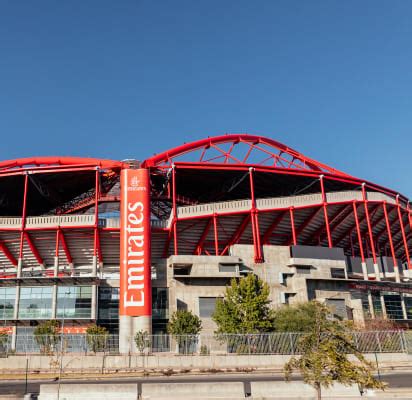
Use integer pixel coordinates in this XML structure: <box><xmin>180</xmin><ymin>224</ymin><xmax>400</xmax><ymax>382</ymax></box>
<box><xmin>86</xmin><ymin>324</ymin><xmax>108</xmax><ymax>353</ymax></box>
<box><xmin>34</xmin><ymin>321</ymin><xmax>60</xmax><ymax>354</ymax></box>
<box><xmin>134</xmin><ymin>330</ymin><xmax>151</xmax><ymax>354</ymax></box>
<box><xmin>168</xmin><ymin>310</ymin><xmax>202</xmax><ymax>354</ymax></box>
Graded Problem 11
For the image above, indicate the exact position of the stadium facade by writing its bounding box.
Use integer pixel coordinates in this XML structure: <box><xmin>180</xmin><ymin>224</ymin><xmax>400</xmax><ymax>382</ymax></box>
<box><xmin>0</xmin><ymin>134</ymin><xmax>411</xmax><ymax>351</ymax></box>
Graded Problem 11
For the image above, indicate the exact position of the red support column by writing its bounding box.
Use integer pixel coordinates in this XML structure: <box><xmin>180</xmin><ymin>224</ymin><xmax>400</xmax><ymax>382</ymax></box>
<box><xmin>396</xmin><ymin>195</ymin><xmax>411</xmax><ymax>269</ymax></box>
<box><xmin>213</xmin><ymin>214</ymin><xmax>219</xmax><ymax>256</ymax></box>
<box><xmin>172</xmin><ymin>166</ymin><xmax>178</xmax><ymax>255</ymax></box>
<box><xmin>362</xmin><ymin>183</ymin><xmax>379</xmax><ymax>279</ymax></box>
<box><xmin>289</xmin><ymin>207</ymin><xmax>297</xmax><ymax>246</ymax></box>
<box><xmin>194</xmin><ymin>218</ymin><xmax>213</xmax><ymax>255</ymax></box>
<box><xmin>353</xmin><ymin>201</ymin><xmax>367</xmax><ymax>279</ymax></box>
<box><xmin>320</xmin><ymin>176</ymin><xmax>332</xmax><ymax>248</ymax></box>
<box><xmin>249</xmin><ymin>168</ymin><xmax>263</xmax><ymax>262</ymax></box>
<box><xmin>383</xmin><ymin>201</ymin><xmax>399</xmax><ymax>281</ymax></box>
<box><xmin>18</xmin><ymin>174</ymin><xmax>29</xmax><ymax>277</ymax></box>
<box><xmin>93</xmin><ymin>168</ymin><xmax>100</xmax><ymax>275</ymax></box>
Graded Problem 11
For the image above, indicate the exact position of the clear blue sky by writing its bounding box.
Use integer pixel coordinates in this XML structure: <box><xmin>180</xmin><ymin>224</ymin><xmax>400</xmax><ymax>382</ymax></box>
<box><xmin>1</xmin><ymin>1</ymin><xmax>411</xmax><ymax>195</ymax></box>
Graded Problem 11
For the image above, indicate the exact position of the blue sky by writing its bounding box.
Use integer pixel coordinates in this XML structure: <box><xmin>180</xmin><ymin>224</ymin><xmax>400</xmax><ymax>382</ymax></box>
<box><xmin>0</xmin><ymin>1</ymin><xmax>411</xmax><ymax>195</ymax></box>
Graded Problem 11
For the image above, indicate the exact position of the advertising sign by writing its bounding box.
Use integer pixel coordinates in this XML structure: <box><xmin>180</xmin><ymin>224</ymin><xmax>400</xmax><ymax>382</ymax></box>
<box><xmin>119</xmin><ymin>168</ymin><xmax>151</xmax><ymax>316</ymax></box>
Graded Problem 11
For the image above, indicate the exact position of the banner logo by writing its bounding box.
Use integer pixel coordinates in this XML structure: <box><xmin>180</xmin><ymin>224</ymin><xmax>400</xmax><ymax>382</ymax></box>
<box><xmin>120</xmin><ymin>169</ymin><xmax>151</xmax><ymax>316</ymax></box>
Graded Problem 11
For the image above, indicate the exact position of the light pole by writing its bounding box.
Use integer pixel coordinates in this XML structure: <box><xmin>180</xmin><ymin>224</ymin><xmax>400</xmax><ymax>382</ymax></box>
<box><xmin>57</xmin><ymin>288</ymin><xmax>71</xmax><ymax>400</ymax></box>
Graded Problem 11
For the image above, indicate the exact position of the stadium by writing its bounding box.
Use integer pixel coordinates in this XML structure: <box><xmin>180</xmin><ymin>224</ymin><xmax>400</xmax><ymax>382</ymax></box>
<box><xmin>0</xmin><ymin>133</ymin><xmax>411</xmax><ymax>351</ymax></box>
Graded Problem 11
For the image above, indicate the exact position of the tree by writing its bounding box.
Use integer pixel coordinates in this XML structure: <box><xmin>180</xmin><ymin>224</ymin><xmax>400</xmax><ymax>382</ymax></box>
<box><xmin>167</xmin><ymin>310</ymin><xmax>202</xmax><ymax>354</ymax></box>
<box><xmin>284</xmin><ymin>301</ymin><xmax>386</xmax><ymax>400</ymax></box>
<box><xmin>212</xmin><ymin>274</ymin><xmax>274</xmax><ymax>334</ymax></box>
<box><xmin>273</xmin><ymin>302</ymin><xmax>320</xmax><ymax>332</ymax></box>
<box><xmin>134</xmin><ymin>330</ymin><xmax>151</xmax><ymax>355</ymax></box>
<box><xmin>34</xmin><ymin>320</ymin><xmax>60</xmax><ymax>354</ymax></box>
<box><xmin>86</xmin><ymin>324</ymin><xmax>109</xmax><ymax>353</ymax></box>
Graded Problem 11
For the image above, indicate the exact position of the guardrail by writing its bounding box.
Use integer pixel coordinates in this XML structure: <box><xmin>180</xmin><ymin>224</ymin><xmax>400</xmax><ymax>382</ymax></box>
<box><xmin>2</xmin><ymin>330</ymin><xmax>410</xmax><ymax>356</ymax></box>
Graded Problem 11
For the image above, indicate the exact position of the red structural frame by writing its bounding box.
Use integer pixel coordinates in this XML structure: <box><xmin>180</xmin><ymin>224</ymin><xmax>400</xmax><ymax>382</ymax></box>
<box><xmin>144</xmin><ymin>134</ymin><xmax>412</xmax><ymax>268</ymax></box>
<box><xmin>0</xmin><ymin>135</ymin><xmax>410</xmax><ymax>280</ymax></box>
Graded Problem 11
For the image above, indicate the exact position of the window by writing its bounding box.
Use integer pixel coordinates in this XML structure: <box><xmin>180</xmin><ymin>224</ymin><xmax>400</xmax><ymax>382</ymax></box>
<box><xmin>331</xmin><ymin>268</ymin><xmax>345</xmax><ymax>279</ymax></box>
<box><xmin>218</xmin><ymin>264</ymin><xmax>237</xmax><ymax>273</ymax></box>
<box><xmin>0</xmin><ymin>287</ymin><xmax>15</xmax><ymax>320</ymax></box>
<box><xmin>371</xmin><ymin>292</ymin><xmax>383</xmax><ymax>317</ymax></box>
<box><xmin>19</xmin><ymin>287</ymin><xmax>53</xmax><ymax>319</ymax></box>
<box><xmin>152</xmin><ymin>288</ymin><xmax>168</xmax><ymax>319</ymax></box>
<box><xmin>98</xmin><ymin>287</ymin><xmax>119</xmax><ymax>333</ymax></box>
<box><xmin>404</xmin><ymin>295</ymin><xmax>412</xmax><ymax>320</ymax></box>
<box><xmin>199</xmin><ymin>297</ymin><xmax>218</xmax><ymax>318</ymax></box>
<box><xmin>383</xmin><ymin>292</ymin><xmax>403</xmax><ymax>320</ymax></box>
<box><xmin>57</xmin><ymin>286</ymin><xmax>92</xmax><ymax>319</ymax></box>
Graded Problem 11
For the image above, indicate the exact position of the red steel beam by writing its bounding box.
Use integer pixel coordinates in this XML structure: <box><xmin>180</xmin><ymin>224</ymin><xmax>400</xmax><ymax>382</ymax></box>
<box><xmin>362</xmin><ymin>184</ymin><xmax>377</xmax><ymax>264</ymax></box>
<box><xmin>59</xmin><ymin>231</ymin><xmax>73</xmax><ymax>264</ymax></box>
<box><xmin>320</xmin><ymin>176</ymin><xmax>333</xmax><ymax>247</ymax></box>
<box><xmin>309</xmin><ymin>204</ymin><xmax>352</xmax><ymax>245</ymax></box>
<box><xmin>396</xmin><ymin>195</ymin><xmax>411</xmax><ymax>268</ymax></box>
<box><xmin>24</xmin><ymin>232</ymin><xmax>44</xmax><ymax>267</ymax></box>
<box><xmin>221</xmin><ymin>215</ymin><xmax>251</xmax><ymax>256</ymax></box>
<box><xmin>249</xmin><ymin>168</ymin><xmax>263</xmax><ymax>262</ymax></box>
<box><xmin>286</xmin><ymin>207</ymin><xmax>321</xmax><ymax>246</ymax></box>
<box><xmin>289</xmin><ymin>207</ymin><xmax>297</xmax><ymax>246</ymax></box>
<box><xmin>333</xmin><ymin>203</ymin><xmax>381</xmax><ymax>247</ymax></box>
<box><xmin>213</xmin><ymin>214</ymin><xmax>219</xmax><ymax>256</ymax></box>
<box><xmin>172</xmin><ymin>166</ymin><xmax>178</xmax><ymax>255</ymax></box>
<box><xmin>353</xmin><ymin>201</ymin><xmax>365</xmax><ymax>263</ymax></box>
<box><xmin>194</xmin><ymin>218</ymin><xmax>213</xmax><ymax>255</ymax></box>
<box><xmin>383</xmin><ymin>201</ymin><xmax>398</xmax><ymax>270</ymax></box>
<box><xmin>0</xmin><ymin>242</ymin><xmax>17</xmax><ymax>266</ymax></box>
<box><xmin>262</xmin><ymin>211</ymin><xmax>287</xmax><ymax>245</ymax></box>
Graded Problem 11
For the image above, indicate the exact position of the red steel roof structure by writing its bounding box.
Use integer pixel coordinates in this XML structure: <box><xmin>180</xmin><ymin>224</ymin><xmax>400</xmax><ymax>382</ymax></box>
<box><xmin>0</xmin><ymin>134</ymin><xmax>410</xmax><ymax>280</ymax></box>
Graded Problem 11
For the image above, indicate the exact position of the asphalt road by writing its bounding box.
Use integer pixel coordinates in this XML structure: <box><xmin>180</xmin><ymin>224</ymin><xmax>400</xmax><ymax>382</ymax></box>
<box><xmin>0</xmin><ymin>372</ymin><xmax>411</xmax><ymax>396</ymax></box>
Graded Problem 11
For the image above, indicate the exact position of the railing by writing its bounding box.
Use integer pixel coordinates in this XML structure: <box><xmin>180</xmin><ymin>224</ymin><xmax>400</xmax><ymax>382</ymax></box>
<box><xmin>2</xmin><ymin>330</ymin><xmax>410</xmax><ymax>356</ymax></box>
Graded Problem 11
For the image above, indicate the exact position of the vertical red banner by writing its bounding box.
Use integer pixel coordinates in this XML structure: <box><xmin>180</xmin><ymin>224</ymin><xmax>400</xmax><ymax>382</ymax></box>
<box><xmin>119</xmin><ymin>168</ymin><xmax>152</xmax><ymax>317</ymax></box>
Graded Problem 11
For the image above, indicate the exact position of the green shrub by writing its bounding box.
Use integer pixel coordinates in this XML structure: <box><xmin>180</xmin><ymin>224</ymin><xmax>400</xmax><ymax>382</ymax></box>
<box><xmin>34</xmin><ymin>321</ymin><xmax>60</xmax><ymax>354</ymax></box>
<box><xmin>86</xmin><ymin>324</ymin><xmax>108</xmax><ymax>353</ymax></box>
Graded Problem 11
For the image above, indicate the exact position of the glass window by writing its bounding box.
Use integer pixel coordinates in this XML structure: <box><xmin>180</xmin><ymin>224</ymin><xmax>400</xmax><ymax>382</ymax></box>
<box><xmin>360</xmin><ymin>291</ymin><xmax>371</xmax><ymax>319</ymax></box>
<box><xmin>199</xmin><ymin>297</ymin><xmax>217</xmax><ymax>318</ymax></box>
<box><xmin>0</xmin><ymin>287</ymin><xmax>15</xmax><ymax>320</ymax></box>
<box><xmin>152</xmin><ymin>288</ymin><xmax>168</xmax><ymax>320</ymax></box>
<box><xmin>57</xmin><ymin>286</ymin><xmax>92</xmax><ymax>319</ymax></box>
<box><xmin>371</xmin><ymin>292</ymin><xmax>383</xmax><ymax>317</ymax></box>
<box><xmin>97</xmin><ymin>287</ymin><xmax>119</xmax><ymax>333</ymax></box>
<box><xmin>19</xmin><ymin>287</ymin><xmax>53</xmax><ymax>319</ymax></box>
<box><xmin>404</xmin><ymin>295</ymin><xmax>412</xmax><ymax>320</ymax></box>
<box><xmin>383</xmin><ymin>292</ymin><xmax>403</xmax><ymax>320</ymax></box>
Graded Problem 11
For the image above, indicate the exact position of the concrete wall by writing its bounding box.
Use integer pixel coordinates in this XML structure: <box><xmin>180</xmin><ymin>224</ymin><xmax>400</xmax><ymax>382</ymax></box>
<box><xmin>1</xmin><ymin>353</ymin><xmax>411</xmax><ymax>373</ymax></box>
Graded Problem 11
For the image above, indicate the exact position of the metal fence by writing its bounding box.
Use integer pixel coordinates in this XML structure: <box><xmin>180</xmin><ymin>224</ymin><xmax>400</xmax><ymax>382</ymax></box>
<box><xmin>1</xmin><ymin>330</ymin><xmax>411</xmax><ymax>356</ymax></box>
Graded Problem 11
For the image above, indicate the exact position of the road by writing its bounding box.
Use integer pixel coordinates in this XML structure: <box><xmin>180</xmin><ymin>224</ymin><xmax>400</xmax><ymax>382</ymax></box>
<box><xmin>0</xmin><ymin>371</ymin><xmax>411</xmax><ymax>396</ymax></box>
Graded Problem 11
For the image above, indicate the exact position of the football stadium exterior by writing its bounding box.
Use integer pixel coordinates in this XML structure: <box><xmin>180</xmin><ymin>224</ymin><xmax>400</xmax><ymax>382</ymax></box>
<box><xmin>0</xmin><ymin>134</ymin><xmax>411</xmax><ymax>351</ymax></box>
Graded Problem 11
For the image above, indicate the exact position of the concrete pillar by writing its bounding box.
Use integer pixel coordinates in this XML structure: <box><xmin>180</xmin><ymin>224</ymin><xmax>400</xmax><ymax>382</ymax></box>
<box><xmin>92</xmin><ymin>256</ymin><xmax>97</xmax><ymax>277</ymax></box>
<box><xmin>119</xmin><ymin>315</ymin><xmax>151</xmax><ymax>354</ymax></box>
<box><xmin>373</xmin><ymin>263</ymin><xmax>381</xmax><ymax>281</ymax></box>
<box><xmin>380</xmin><ymin>294</ymin><xmax>387</xmax><ymax>319</ymax></box>
<box><xmin>401</xmin><ymin>294</ymin><xmax>408</xmax><ymax>320</ymax></box>
<box><xmin>51</xmin><ymin>284</ymin><xmax>57</xmax><ymax>319</ymax></box>
<box><xmin>99</xmin><ymin>262</ymin><xmax>104</xmax><ymax>278</ymax></box>
<box><xmin>361</xmin><ymin>262</ymin><xmax>368</xmax><ymax>281</ymax></box>
<box><xmin>13</xmin><ymin>285</ymin><xmax>20</xmax><ymax>321</ymax></box>
<box><xmin>16</xmin><ymin>258</ymin><xmax>23</xmax><ymax>279</ymax></box>
<box><xmin>394</xmin><ymin>265</ymin><xmax>400</xmax><ymax>283</ymax></box>
<box><xmin>10</xmin><ymin>325</ymin><xmax>17</xmax><ymax>351</ymax></box>
<box><xmin>53</xmin><ymin>256</ymin><xmax>59</xmax><ymax>277</ymax></box>
<box><xmin>367</xmin><ymin>291</ymin><xmax>375</xmax><ymax>319</ymax></box>
<box><xmin>91</xmin><ymin>284</ymin><xmax>97</xmax><ymax>320</ymax></box>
